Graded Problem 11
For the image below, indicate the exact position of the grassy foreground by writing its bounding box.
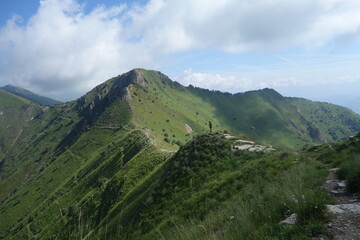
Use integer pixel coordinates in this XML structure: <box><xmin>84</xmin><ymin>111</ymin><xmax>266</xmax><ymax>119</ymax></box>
<box><xmin>120</xmin><ymin>133</ymin><xmax>332</xmax><ymax>240</ymax></box>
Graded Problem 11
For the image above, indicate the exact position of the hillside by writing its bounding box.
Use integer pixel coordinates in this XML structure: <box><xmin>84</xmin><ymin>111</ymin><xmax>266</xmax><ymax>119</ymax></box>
<box><xmin>0</xmin><ymin>90</ymin><xmax>41</xmax><ymax>161</ymax></box>
<box><xmin>127</xmin><ymin>69</ymin><xmax>360</xmax><ymax>149</ymax></box>
<box><xmin>0</xmin><ymin>69</ymin><xmax>359</xmax><ymax>239</ymax></box>
<box><xmin>288</xmin><ymin>97</ymin><xmax>360</xmax><ymax>142</ymax></box>
<box><xmin>0</xmin><ymin>85</ymin><xmax>62</xmax><ymax>106</ymax></box>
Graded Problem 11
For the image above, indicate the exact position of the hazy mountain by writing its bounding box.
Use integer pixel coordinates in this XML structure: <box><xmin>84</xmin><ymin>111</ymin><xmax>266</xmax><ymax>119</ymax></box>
<box><xmin>336</xmin><ymin>96</ymin><xmax>360</xmax><ymax>115</ymax></box>
<box><xmin>288</xmin><ymin>97</ymin><xmax>360</xmax><ymax>141</ymax></box>
<box><xmin>0</xmin><ymin>85</ymin><xmax>62</xmax><ymax>106</ymax></box>
<box><xmin>0</xmin><ymin>69</ymin><xmax>359</xmax><ymax>239</ymax></box>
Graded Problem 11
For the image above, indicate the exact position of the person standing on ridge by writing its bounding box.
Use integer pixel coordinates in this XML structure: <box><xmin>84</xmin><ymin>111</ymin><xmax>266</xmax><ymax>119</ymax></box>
<box><xmin>209</xmin><ymin>121</ymin><xmax>212</xmax><ymax>133</ymax></box>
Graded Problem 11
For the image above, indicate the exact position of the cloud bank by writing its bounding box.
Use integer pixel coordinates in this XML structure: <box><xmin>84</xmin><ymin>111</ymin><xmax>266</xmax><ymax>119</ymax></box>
<box><xmin>1</xmin><ymin>0</ymin><xmax>360</xmax><ymax>99</ymax></box>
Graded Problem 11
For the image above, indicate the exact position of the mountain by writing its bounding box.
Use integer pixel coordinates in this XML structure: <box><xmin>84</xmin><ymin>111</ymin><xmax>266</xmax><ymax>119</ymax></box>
<box><xmin>0</xmin><ymin>85</ymin><xmax>62</xmax><ymax>106</ymax></box>
<box><xmin>0</xmin><ymin>69</ymin><xmax>359</xmax><ymax>239</ymax></box>
<box><xmin>288</xmin><ymin>97</ymin><xmax>360</xmax><ymax>142</ymax></box>
<box><xmin>0</xmin><ymin>90</ymin><xmax>42</xmax><ymax>161</ymax></box>
<box><xmin>69</xmin><ymin>69</ymin><xmax>360</xmax><ymax>150</ymax></box>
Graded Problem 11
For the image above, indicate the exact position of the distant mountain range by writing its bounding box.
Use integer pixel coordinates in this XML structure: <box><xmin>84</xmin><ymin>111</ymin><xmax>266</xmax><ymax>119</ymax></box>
<box><xmin>0</xmin><ymin>69</ymin><xmax>360</xmax><ymax>239</ymax></box>
<box><xmin>0</xmin><ymin>85</ymin><xmax>62</xmax><ymax>106</ymax></box>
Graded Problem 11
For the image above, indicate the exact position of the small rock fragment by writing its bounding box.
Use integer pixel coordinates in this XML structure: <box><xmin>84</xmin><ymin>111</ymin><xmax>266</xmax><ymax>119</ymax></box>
<box><xmin>279</xmin><ymin>213</ymin><xmax>297</xmax><ymax>225</ymax></box>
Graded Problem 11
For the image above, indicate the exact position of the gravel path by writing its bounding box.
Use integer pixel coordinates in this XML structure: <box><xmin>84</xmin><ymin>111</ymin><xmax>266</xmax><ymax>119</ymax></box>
<box><xmin>318</xmin><ymin>168</ymin><xmax>360</xmax><ymax>240</ymax></box>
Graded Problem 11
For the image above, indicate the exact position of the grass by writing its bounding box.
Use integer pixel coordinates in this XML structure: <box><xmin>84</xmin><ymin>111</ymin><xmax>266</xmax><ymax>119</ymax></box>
<box><xmin>289</xmin><ymin>97</ymin><xmax>360</xmax><ymax>142</ymax></box>
<box><xmin>337</xmin><ymin>155</ymin><xmax>360</xmax><ymax>193</ymax></box>
<box><xmin>0</xmin><ymin>90</ymin><xmax>41</xmax><ymax>160</ymax></box>
<box><xmin>157</xmin><ymin>163</ymin><xmax>330</xmax><ymax>240</ymax></box>
<box><xmin>1</xmin><ymin>69</ymin><xmax>359</xmax><ymax>239</ymax></box>
<box><xmin>0</xmin><ymin>85</ymin><xmax>62</xmax><ymax>105</ymax></box>
<box><xmin>307</xmin><ymin>133</ymin><xmax>360</xmax><ymax>194</ymax></box>
<box><xmin>121</xmin><ymin>134</ymin><xmax>331</xmax><ymax>240</ymax></box>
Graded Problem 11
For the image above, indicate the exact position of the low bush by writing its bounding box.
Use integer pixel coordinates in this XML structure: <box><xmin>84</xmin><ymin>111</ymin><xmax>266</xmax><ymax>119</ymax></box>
<box><xmin>337</xmin><ymin>155</ymin><xmax>360</xmax><ymax>193</ymax></box>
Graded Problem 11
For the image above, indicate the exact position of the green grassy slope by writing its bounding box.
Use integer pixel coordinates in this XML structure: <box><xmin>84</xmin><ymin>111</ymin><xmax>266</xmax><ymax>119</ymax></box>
<box><xmin>0</xmin><ymin>69</ymin><xmax>359</xmax><ymax>239</ymax></box>
<box><xmin>0</xmin><ymin>71</ymin><xmax>172</xmax><ymax>239</ymax></box>
<box><xmin>306</xmin><ymin>132</ymin><xmax>360</xmax><ymax>194</ymax></box>
<box><xmin>0</xmin><ymin>90</ymin><xmax>41</xmax><ymax>161</ymax></box>
<box><xmin>288</xmin><ymin>97</ymin><xmax>360</xmax><ymax>142</ymax></box>
<box><xmin>188</xmin><ymin>87</ymin><xmax>315</xmax><ymax>149</ymax></box>
<box><xmin>0</xmin><ymin>85</ymin><xmax>62</xmax><ymax>105</ymax></box>
<box><xmin>107</xmin><ymin>133</ymin><xmax>331</xmax><ymax>239</ymax></box>
<box><xmin>129</xmin><ymin>69</ymin><xmax>360</xmax><ymax>150</ymax></box>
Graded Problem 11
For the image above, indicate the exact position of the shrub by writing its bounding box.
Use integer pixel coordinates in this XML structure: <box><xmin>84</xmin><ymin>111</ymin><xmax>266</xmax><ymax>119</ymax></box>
<box><xmin>338</xmin><ymin>155</ymin><xmax>360</xmax><ymax>193</ymax></box>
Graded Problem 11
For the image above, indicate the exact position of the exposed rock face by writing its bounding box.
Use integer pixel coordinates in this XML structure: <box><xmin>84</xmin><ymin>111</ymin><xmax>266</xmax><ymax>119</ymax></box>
<box><xmin>184</xmin><ymin>123</ymin><xmax>193</xmax><ymax>134</ymax></box>
<box><xmin>221</xmin><ymin>133</ymin><xmax>276</xmax><ymax>153</ymax></box>
<box><xmin>307</xmin><ymin>125</ymin><xmax>326</xmax><ymax>143</ymax></box>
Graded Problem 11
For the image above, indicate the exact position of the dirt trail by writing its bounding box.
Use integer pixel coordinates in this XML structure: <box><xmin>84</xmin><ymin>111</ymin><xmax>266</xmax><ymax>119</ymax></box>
<box><xmin>319</xmin><ymin>168</ymin><xmax>360</xmax><ymax>240</ymax></box>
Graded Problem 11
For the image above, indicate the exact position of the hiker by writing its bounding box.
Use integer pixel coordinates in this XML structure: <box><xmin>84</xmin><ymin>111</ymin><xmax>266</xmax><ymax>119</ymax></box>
<box><xmin>209</xmin><ymin>121</ymin><xmax>212</xmax><ymax>133</ymax></box>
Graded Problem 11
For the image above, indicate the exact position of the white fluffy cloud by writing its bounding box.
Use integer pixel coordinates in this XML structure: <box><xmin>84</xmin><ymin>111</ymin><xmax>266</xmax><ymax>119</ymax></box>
<box><xmin>1</xmin><ymin>0</ymin><xmax>360</xmax><ymax>99</ymax></box>
<box><xmin>0</xmin><ymin>0</ymin><xmax>153</xmax><ymax>99</ymax></box>
<box><xmin>177</xmin><ymin>69</ymin><xmax>253</xmax><ymax>92</ymax></box>
<box><xmin>178</xmin><ymin>68</ymin><xmax>360</xmax><ymax>94</ymax></box>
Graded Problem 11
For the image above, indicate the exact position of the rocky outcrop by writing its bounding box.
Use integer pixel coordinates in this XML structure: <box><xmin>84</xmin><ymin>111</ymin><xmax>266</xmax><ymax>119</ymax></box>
<box><xmin>221</xmin><ymin>133</ymin><xmax>276</xmax><ymax>153</ymax></box>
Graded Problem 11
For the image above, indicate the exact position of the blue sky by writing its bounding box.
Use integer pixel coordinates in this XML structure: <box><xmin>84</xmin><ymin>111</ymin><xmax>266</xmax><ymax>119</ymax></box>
<box><xmin>1</xmin><ymin>0</ymin><xmax>360</xmax><ymax>112</ymax></box>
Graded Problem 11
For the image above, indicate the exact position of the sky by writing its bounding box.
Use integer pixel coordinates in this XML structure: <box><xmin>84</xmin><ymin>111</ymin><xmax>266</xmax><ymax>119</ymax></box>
<box><xmin>1</xmin><ymin>0</ymin><xmax>360</xmax><ymax>111</ymax></box>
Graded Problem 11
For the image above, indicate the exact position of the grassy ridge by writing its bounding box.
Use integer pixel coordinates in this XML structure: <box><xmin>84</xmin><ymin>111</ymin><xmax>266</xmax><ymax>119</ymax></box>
<box><xmin>160</xmin><ymin>163</ymin><xmax>330</xmax><ymax>240</ymax></box>
<box><xmin>1</xmin><ymin>69</ymin><xmax>360</xmax><ymax>239</ymax></box>
<box><xmin>0</xmin><ymin>75</ymin><xmax>172</xmax><ymax>239</ymax></box>
<box><xmin>130</xmin><ymin>70</ymin><xmax>318</xmax><ymax>150</ymax></box>
<box><xmin>131</xmin><ymin>69</ymin><xmax>360</xmax><ymax>150</ymax></box>
<box><xmin>122</xmin><ymin>133</ymin><xmax>331</xmax><ymax>239</ymax></box>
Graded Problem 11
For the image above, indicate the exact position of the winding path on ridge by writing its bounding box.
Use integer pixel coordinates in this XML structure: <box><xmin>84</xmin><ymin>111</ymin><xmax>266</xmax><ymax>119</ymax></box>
<box><xmin>318</xmin><ymin>167</ymin><xmax>360</xmax><ymax>240</ymax></box>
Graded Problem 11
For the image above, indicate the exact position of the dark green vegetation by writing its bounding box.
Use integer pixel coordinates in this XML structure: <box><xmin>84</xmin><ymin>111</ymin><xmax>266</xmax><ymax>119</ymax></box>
<box><xmin>289</xmin><ymin>97</ymin><xmax>360</xmax><ymax>143</ymax></box>
<box><xmin>0</xmin><ymin>85</ymin><xmax>62</xmax><ymax>106</ymax></box>
<box><xmin>0</xmin><ymin>69</ymin><xmax>359</xmax><ymax>239</ymax></box>
<box><xmin>308</xmin><ymin>132</ymin><xmax>360</xmax><ymax>194</ymax></box>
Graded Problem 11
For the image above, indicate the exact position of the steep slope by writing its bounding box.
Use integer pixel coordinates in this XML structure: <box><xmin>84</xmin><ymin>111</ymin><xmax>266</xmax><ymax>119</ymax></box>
<box><xmin>0</xmin><ymin>90</ymin><xmax>41</xmax><ymax>161</ymax></box>
<box><xmin>288</xmin><ymin>97</ymin><xmax>360</xmax><ymax>142</ymax></box>
<box><xmin>0</xmin><ymin>85</ymin><xmax>62</xmax><ymax>106</ymax></box>
<box><xmin>0</xmin><ymin>69</ymin><xmax>359</xmax><ymax>239</ymax></box>
<box><xmin>0</xmin><ymin>70</ymin><xmax>171</xmax><ymax>239</ymax></box>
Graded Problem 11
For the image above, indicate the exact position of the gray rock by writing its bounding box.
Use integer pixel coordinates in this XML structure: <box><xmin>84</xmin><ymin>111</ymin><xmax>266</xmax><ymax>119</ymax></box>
<box><xmin>337</xmin><ymin>181</ymin><xmax>346</xmax><ymax>188</ymax></box>
<box><xmin>279</xmin><ymin>213</ymin><xmax>297</xmax><ymax>225</ymax></box>
<box><xmin>234</xmin><ymin>139</ymin><xmax>255</xmax><ymax>144</ymax></box>
<box><xmin>223</xmin><ymin>134</ymin><xmax>235</xmax><ymax>139</ymax></box>
<box><xmin>327</xmin><ymin>203</ymin><xmax>360</xmax><ymax>214</ymax></box>
<box><xmin>328</xmin><ymin>181</ymin><xmax>339</xmax><ymax>190</ymax></box>
<box><xmin>233</xmin><ymin>144</ymin><xmax>253</xmax><ymax>150</ymax></box>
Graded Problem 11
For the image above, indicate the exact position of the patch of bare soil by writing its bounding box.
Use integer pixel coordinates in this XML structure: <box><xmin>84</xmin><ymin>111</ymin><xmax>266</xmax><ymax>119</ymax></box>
<box><xmin>184</xmin><ymin>123</ymin><xmax>193</xmax><ymax>134</ymax></box>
